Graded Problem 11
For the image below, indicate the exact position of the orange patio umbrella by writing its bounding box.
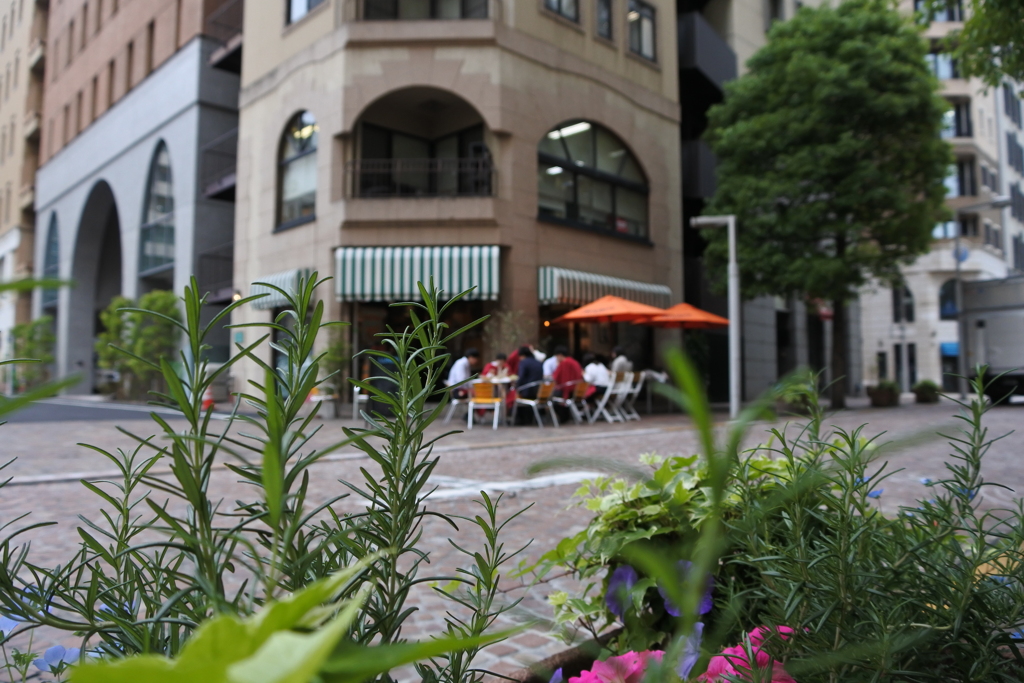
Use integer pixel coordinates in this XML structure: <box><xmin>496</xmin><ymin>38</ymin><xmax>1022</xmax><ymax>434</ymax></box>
<box><xmin>552</xmin><ymin>295</ymin><xmax>666</xmax><ymax>324</ymax></box>
<box><xmin>637</xmin><ymin>302</ymin><xmax>729</xmax><ymax>329</ymax></box>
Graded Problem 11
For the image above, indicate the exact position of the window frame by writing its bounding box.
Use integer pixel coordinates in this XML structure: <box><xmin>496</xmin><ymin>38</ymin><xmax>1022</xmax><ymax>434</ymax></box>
<box><xmin>544</xmin><ymin>0</ymin><xmax>580</xmax><ymax>24</ymax></box>
<box><xmin>627</xmin><ymin>0</ymin><xmax>656</xmax><ymax>62</ymax></box>
<box><xmin>277</xmin><ymin>111</ymin><xmax>319</xmax><ymax>231</ymax></box>
<box><xmin>286</xmin><ymin>0</ymin><xmax>327</xmax><ymax>26</ymax></box>
<box><xmin>536</xmin><ymin>120</ymin><xmax>651</xmax><ymax>243</ymax></box>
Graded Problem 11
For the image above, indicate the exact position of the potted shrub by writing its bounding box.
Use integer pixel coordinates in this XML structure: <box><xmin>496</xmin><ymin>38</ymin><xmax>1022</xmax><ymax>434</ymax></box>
<box><xmin>866</xmin><ymin>379</ymin><xmax>900</xmax><ymax>407</ymax></box>
<box><xmin>913</xmin><ymin>379</ymin><xmax>941</xmax><ymax>403</ymax></box>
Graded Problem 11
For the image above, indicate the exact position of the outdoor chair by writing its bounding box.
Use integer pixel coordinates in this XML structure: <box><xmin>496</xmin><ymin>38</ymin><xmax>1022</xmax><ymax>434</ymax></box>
<box><xmin>467</xmin><ymin>381</ymin><xmax>503</xmax><ymax>430</ymax></box>
<box><xmin>590</xmin><ymin>372</ymin><xmax>634</xmax><ymax>424</ymax></box>
<box><xmin>352</xmin><ymin>384</ymin><xmax>369</xmax><ymax>421</ymax></box>
<box><xmin>552</xmin><ymin>380</ymin><xmax>591</xmax><ymax>424</ymax></box>
<box><xmin>620</xmin><ymin>372</ymin><xmax>646</xmax><ymax>422</ymax></box>
<box><xmin>442</xmin><ymin>383</ymin><xmax>471</xmax><ymax>424</ymax></box>
<box><xmin>515</xmin><ymin>380</ymin><xmax>559</xmax><ymax>428</ymax></box>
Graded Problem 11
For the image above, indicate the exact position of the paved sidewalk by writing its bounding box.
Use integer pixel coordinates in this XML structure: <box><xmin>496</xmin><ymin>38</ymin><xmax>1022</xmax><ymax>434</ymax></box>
<box><xmin>1</xmin><ymin>395</ymin><xmax>1022</xmax><ymax>678</ymax></box>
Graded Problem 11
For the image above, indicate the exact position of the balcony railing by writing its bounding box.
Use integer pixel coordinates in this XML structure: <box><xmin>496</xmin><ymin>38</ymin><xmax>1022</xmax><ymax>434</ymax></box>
<box><xmin>205</xmin><ymin>0</ymin><xmax>243</xmax><ymax>45</ymax></box>
<box><xmin>361</xmin><ymin>0</ymin><xmax>488</xmax><ymax>19</ymax></box>
<box><xmin>347</xmin><ymin>158</ymin><xmax>495</xmax><ymax>198</ymax></box>
<box><xmin>201</xmin><ymin>128</ymin><xmax>238</xmax><ymax>200</ymax></box>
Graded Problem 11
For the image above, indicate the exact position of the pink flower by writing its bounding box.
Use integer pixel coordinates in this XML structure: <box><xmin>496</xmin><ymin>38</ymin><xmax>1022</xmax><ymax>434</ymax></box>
<box><xmin>569</xmin><ymin>651</ymin><xmax>664</xmax><ymax>683</ymax></box>
<box><xmin>697</xmin><ymin>627</ymin><xmax>797</xmax><ymax>683</ymax></box>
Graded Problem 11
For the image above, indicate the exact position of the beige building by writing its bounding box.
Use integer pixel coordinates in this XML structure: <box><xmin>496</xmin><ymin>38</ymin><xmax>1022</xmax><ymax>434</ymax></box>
<box><xmin>859</xmin><ymin>0</ymin><xmax>1024</xmax><ymax>393</ymax></box>
<box><xmin>0</xmin><ymin>0</ymin><xmax>49</xmax><ymax>381</ymax></box>
<box><xmin>232</xmin><ymin>0</ymin><xmax>684</xmax><ymax>388</ymax></box>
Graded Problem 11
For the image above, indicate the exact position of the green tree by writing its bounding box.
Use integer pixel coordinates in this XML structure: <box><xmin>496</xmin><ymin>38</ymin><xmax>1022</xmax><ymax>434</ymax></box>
<box><xmin>126</xmin><ymin>290</ymin><xmax>181</xmax><ymax>396</ymax></box>
<box><xmin>925</xmin><ymin>0</ymin><xmax>1024</xmax><ymax>88</ymax></box>
<box><xmin>11</xmin><ymin>316</ymin><xmax>55</xmax><ymax>391</ymax></box>
<box><xmin>95</xmin><ymin>295</ymin><xmax>135</xmax><ymax>396</ymax></box>
<box><xmin>703</xmin><ymin>0</ymin><xmax>950</xmax><ymax>408</ymax></box>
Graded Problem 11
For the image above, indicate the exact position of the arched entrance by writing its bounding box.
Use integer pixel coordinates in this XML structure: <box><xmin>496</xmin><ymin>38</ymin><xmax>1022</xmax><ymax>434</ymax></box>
<box><xmin>67</xmin><ymin>181</ymin><xmax>122</xmax><ymax>393</ymax></box>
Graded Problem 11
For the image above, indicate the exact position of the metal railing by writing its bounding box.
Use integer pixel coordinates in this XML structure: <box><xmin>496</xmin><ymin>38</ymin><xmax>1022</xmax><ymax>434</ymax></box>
<box><xmin>205</xmin><ymin>0</ymin><xmax>244</xmax><ymax>45</ymax></box>
<box><xmin>201</xmin><ymin>128</ymin><xmax>238</xmax><ymax>198</ymax></box>
<box><xmin>347</xmin><ymin>158</ymin><xmax>494</xmax><ymax>198</ymax></box>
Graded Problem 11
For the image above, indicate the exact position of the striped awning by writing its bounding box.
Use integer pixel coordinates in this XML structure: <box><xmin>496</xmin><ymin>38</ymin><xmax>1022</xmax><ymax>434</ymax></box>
<box><xmin>335</xmin><ymin>245</ymin><xmax>500</xmax><ymax>302</ymax></box>
<box><xmin>538</xmin><ymin>266</ymin><xmax>672</xmax><ymax>307</ymax></box>
<box><xmin>251</xmin><ymin>268</ymin><xmax>311</xmax><ymax>310</ymax></box>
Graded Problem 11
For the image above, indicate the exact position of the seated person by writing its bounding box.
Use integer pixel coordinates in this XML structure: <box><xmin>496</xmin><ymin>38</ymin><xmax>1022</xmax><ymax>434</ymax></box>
<box><xmin>542</xmin><ymin>352</ymin><xmax>560</xmax><ymax>379</ymax></box>
<box><xmin>482</xmin><ymin>353</ymin><xmax>508</xmax><ymax>378</ymax></box>
<box><xmin>515</xmin><ymin>346</ymin><xmax>544</xmax><ymax>399</ymax></box>
<box><xmin>582</xmin><ymin>353</ymin><xmax>610</xmax><ymax>396</ymax></box>
<box><xmin>446</xmin><ymin>347</ymin><xmax>480</xmax><ymax>398</ymax></box>
<box><xmin>610</xmin><ymin>346</ymin><xmax>633</xmax><ymax>374</ymax></box>
<box><xmin>551</xmin><ymin>345</ymin><xmax>583</xmax><ymax>397</ymax></box>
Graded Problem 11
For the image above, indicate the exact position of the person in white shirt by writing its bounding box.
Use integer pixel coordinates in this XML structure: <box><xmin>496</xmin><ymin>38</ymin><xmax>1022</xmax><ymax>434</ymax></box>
<box><xmin>610</xmin><ymin>346</ymin><xmax>633</xmax><ymax>374</ymax></box>
<box><xmin>582</xmin><ymin>353</ymin><xmax>611</xmax><ymax>390</ymax></box>
<box><xmin>446</xmin><ymin>348</ymin><xmax>480</xmax><ymax>397</ymax></box>
<box><xmin>542</xmin><ymin>353</ymin><xmax>559</xmax><ymax>378</ymax></box>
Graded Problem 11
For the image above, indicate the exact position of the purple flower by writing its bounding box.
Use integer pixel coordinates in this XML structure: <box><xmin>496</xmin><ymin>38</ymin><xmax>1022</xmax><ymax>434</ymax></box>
<box><xmin>920</xmin><ymin>477</ymin><xmax>932</xmax><ymax>485</ymax></box>
<box><xmin>33</xmin><ymin>645</ymin><xmax>80</xmax><ymax>674</ymax></box>
<box><xmin>676</xmin><ymin>622</ymin><xmax>704</xmax><ymax>679</ymax></box>
<box><xmin>0</xmin><ymin>615</ymin><xmax>17</xmax><ymax>639</ymax></box>
<box><xmin>605</xmin><ymin>565</ymin><xmax>638</xmax><ymax>620</ymax></box>
<box><xmin>659</xmin><ymin>560</ymin><xmax>714</xmax><ymax>617</ymax></box>
<box><xmin>868</xmin><ymin>489</ymin><xmax>883</xmax><ymax>499</ymax></box>
<box><xmin>549</xmin><ymin>667</ymin><xmax>564</xmax><ymax>683</ymax></box>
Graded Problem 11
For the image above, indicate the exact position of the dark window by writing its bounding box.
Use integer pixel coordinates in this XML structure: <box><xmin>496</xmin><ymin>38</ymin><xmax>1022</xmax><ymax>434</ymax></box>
<box><xmin>1011</xmin><ymin>183</ymin><xmax>1024</xmax><ymax>221</ymax></box>
<box><xmin>766</xmin><ymin>0</ymin><xmax>783</xmax><ymax>30</ymax></box>
<box><xmin>544</xmin><ymin>0</ymin><xmax>578</xmax><ymax>22</ymax></box>
<box><xmin>363</xmin><ymin>0</ymin><xmax>487</xmax><ymax>19</ymax></box>
<box><xmin>355</xmin><ymin>122</ymin><xmax>492</xmax><ymax>197</ymax></box>
<box><xmin>1004</xmin><ymin>82</ymin><xmax>1022</xmax><ymax>128</ymax></box>
<box><xmin>940</xmin><ymin>100</ymin><xmax>972</xmax><ymax>138</ymax></box>
<box><xmin>945</xmin><ymin>158</ymin><xmax>976</xmax><ymax>197</ymax></box>
<box><xmin>1014</xmin><ymin>234</ymin><xmax>1024</xmax><ymax>271</ymax></box>
<box><xmin>627</xmin><ymin>0</ymin><xmax>655</xmax><ymax>60</ymax></box>
<box><xmin>288</xmin><ymin>0</ymin><xmax>326</xmax><ymax>24</ymax></box>
<box><xmin>596</xmin><ymin>0</ymin><xmax>611</xmax><ymax>39</ymax></box>
<box><xmin>893</xmin><ymin>285</ymin><xmax>914</xmax><ymax>324</ymax></box>
<box><xmin>42</xmin><ymin>213</ymin><xmax>59</xmax><ymax>309</ymax></box>
<box><xmin>876</xmin><ymin>352</ymin><xmax>888</xmax><ymax>380</ymax></box>
<box><xmin>139</xmin><ymin>142</ymin><xmax>175</xmax><ymax>276</ymax></box>
<box><xmin>538</xmin><ymin>120</ymin><xmax>649</xmax><ymax>239</ymax></box>
<box><xmin>927</xmin><ymin>52</ymin><xmax>959</xmax><ymax>79</ymax></box>
<box><xmin>278</xmin><ymin>111</ymin><xmax>318</xmax><ymax>228</ymax></box>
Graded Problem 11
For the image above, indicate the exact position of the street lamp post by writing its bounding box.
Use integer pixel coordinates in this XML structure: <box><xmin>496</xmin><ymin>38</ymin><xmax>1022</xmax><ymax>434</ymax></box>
<box><xmin>953</xmin><ymin>196</ymin><xmax>1010</xmax><ymax>399</ymax></box>
<box><xmin>691</xmin><ymin>214</ymin><xmax>740</xmax><ymax>418</ymax></box>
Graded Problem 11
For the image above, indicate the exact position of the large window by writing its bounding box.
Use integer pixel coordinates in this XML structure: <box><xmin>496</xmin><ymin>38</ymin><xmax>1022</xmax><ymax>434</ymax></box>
<box><xmin>944</xmin><ymin>159</ymin><xmax>976</xmax><ymax>197</ymax></box>
<box><xmin>940</xmin><ymin>100</ymin><xmax>972</xmax><ymax>138</ymax></box>
<box><xmin>288</xmin><ymin>0</ymin><xmax>325</xmax><ymax>24</ymax></box>
<box><xmin>926</xmin><ymin>52</ymin><xmax>959</xmax><ymax>80</ymax></box>
<box><xmin>139</xmin><ymin>142</ymin><xmax>175</xmax><ymax>277</ymax></box>
<box><xmin>363</xmin><ymin>0</ymin><xmax>487</xmax><ymax>19</ymax></box>
<box><xmin>544</xmin><ymin>0</ymin><xmax>578</xmax><ymax>22</ymax></box>
<box><xmin>939</xmin><ymin>279</ymin><xmax>957</xmax><ymax>320</ymax></box>
<box><xmin>596</xmin><ymin>0</ymin><xmax>612</xmax><ymax>39</ymax></box>
<box><xmin>278</xmin><ymin>111</ymin><xmax>318</xmax><ymax>229</ymax></box>
<box><xmin>627</xmin><ymin>0</ymin><xmax>656</xmax><ymax>61</ymax></box>
<box><xmin>538</xmin><ymin>120</ymin><xmax>649</xmax><ymax>239</ymax></box>
<box><xmin>892</xmin><ymin>285</ymin><xmax>914</xmax><ymax>324</ymax></box>
<box><xmin>42</xmin><ymin>213</ymin><xmax>58</xmax><ymax>309</ymax></box>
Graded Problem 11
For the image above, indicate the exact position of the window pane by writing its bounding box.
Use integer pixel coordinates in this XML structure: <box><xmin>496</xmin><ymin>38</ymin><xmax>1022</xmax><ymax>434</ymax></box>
<box><xmin>398</xmin><ymin>0</ymin><xmax>430</xmax><ymax>19</ymax></box>
<box><xmin>392</xmin><ymin>133</ymin><xmax>430</xmax><ymax>193</ymax></box>
<box><xmin>595</xmin><ymin>128</ymin><xmax>626</xmax><ymax>176</ymax></box>
<box><xmin>282</xmin><ymin>153</ymin><xmax>317</xmax><ymax>223</ymax></box>
<box><xmin>944</xmin><ymin>164</ymin><xmax>958</xmax><ymax>197</ymax></box>
<box><xmin>435</xmin><ymin>136</ymin><xmax>459</xmax><ymax>194</ymax></box>
<box><xmin>437</xmin><ymin>0</ymin><xmax>461</xmax><ymax>19</ymax></box>
<box><xmin>597</xmin><ymin>0</ymin><xmax>611</xmax><ymax>38</ymax></box>
<box><xmin>577</xmin><ymin>175</ymin><xmax>613</xmax><ymax>229</ymax></box>
<box><xmin>561</xmin><ymin>124</ymin><xmax>595</xmax><ymax>168</ymax></box>
<box><xmin>145</xmin><ymin>145</ymin><xmax>173</xmax><ymax>224</ymax></box>
<box><xmin>940</xmin><ymin>109</ymin><xmax>955</xmax><ymax>139</ymax></box>
<box><xmin>538</xmin><ymin>163</ymin><xmax>572</xmax><ymax>219</ymax></box>
<box><xmin>616</xmin><ymin>187</ymin><xmax>647</xmax><ymax>237</ymax></box>
<box><xmin>539</xmin><ymin>131</ymin><xmax>569</xmax><ymax>160</ymax></box>
<box><xmin>282</xmin><ymin>112</ymin><xmax>318</xmax><ymax>161</ymax></box>
<box><xmin>641</xmin><ymin>14</ymin><xmax>655</xmax><ymax>58</ymax></box>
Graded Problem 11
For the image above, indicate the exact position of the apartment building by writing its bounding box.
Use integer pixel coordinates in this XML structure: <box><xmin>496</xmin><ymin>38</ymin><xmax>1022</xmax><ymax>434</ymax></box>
<box><xmin>859</xmin><ymin>0</ymin><xmax>1024</xmax><ymax>393</ymax></box>
<box><xmin>32</xmin><ymin>0</ymin><xmax>242</xmax><ymax>392</ymax></box>
<box><xmin>0</xmin><ymin>0</ymin><xmax>48</xmax><ymax>385</ymax></box>
<box><xmin>231</xmin><ymin>0</ymin><xmax>683</xmax><ymax>389</ymax></box>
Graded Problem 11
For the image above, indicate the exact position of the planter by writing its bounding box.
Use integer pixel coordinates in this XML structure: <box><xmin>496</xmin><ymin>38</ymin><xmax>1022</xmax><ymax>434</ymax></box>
<box><xmin>866</xmin><ymin>384</ymin><xmax>900</xmax><ymax>407</ymax></box>
<box><xmin>912</xmin><ymin>381</ymin><xmax>941</xmax><ymax>404</ymax></box>
<box><xmin>510</xmin><ymin>629</ymin><xmax>621</xmax><ymax>683</ymax></box>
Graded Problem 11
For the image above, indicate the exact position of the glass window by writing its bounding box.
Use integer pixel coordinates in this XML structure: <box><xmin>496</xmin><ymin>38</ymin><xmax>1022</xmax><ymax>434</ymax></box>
<box><xmin>363</xmin><ymin>0</ymin><xmax>487</xmax><ymax>19</ymax></box>
<box><xmin>42</xmin><ymin>213</ymin><xmax>58</xmax><ymax>309</ymax></box>
<box><xmin>288</xmin><ymin>0</ymin><xmax>325</xmax><ymax>24</ymax></box>
<box><xmin>596</xmin><ymin>0</ymin><xmax>612</xmax><ymax>39</ymax></box>
<box><xmin>545</xmin><ymin>0</ymin><xmax>578</xmax><ymax>23</ymax></box>
<box><xmin>932</xmin><ymin>220</ymin><xmax>956</xmax><ymax>239</ymax></box>
<box><xmin>939</xmin><ymin>279</ymin><xmax>957</xmax><ymax>320</ymax></box>
<box><xmin>537</xmin><ymin>120</ymin><xmax>649</xmax><ymax>239</ymax></box>
<box><xmin>927</xmin><ymin>52</ymin><xmax>959</xmax><ymax>80</ymax></box>
<box><xmin>892</xmin><ymin>285</ymin><xmax>914</xmax><ymax>324</ymax></box>
<box><xmin>628</xmin><ymin>0</ymin><xmax>655</xmax><ymax>61</ymax></box>
<box><xmin>278</xmin><ymin>111</ymin><xmax>318</xmax><ymax>227</ymax></box>
<box><xmin>139</xmin><ymin>142</ymin><xmax>175</xmax><ymax>275</ymax></box>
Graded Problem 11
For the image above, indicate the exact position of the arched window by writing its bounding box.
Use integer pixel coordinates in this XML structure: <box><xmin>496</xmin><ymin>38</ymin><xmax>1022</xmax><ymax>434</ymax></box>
<box><xmin>41</xmin><ymin>212</ymin><xmax>58</xmax><ymax>309</ymax></box>
<box><xmin>939</xmin><ymin>279</ymin><xmax>958</xmax><ymax>320</ymax></box>
<box><xmin>892</xmin><ymin>284</ymin><xmax>914</xmax><ymax>323</ymax></box>
<box><xmin>278</xmin><ymin>111</ymin><xmax>318</xmax><ymax>229</ymax></box>
<box><xmin>139</xmin><ymin>141</ymin><xmax>175</xmax><ymax>277</ymax></box>
<box><xmin>537</xmin><ymin>121</ymin><xmax>649</xmax><ymax>239</ymax></box>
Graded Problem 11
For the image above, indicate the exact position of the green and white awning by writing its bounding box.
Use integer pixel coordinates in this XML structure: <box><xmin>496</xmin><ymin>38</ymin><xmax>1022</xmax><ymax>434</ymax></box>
<box><xmin>251</xmin><ymin>268</ymin><xmax>311</xmax><ymax>310</ymax></box>
<box><xmin>335</xmin><ymin>245</ymin><xmax>500</xmax><ymax>302</ymax></box>
<box><xmin>538</xmin><ymin>266</ymin><xmax>672</xmax><ymax>307</ymax></box>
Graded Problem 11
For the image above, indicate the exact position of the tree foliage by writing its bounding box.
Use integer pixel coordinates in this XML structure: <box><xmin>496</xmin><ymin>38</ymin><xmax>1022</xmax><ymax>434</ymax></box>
<box><xmin>703</xmin><ymin>0</ymin><xmax>951</xmax><ymax>405</ymax></box>
<box><xmin>927</xmin><ymin>0</ymin><xmax>1024</xmax><ymax>88</ymax></box>
<box><xmin>95</xmin><ymin>291</ymin><xmax>181</xmax><ymax>398</ymax></box>
<box><xmin>10</xmin><ymin>316</ymin><xmax>55</xmax><ymax>392</ymax></box>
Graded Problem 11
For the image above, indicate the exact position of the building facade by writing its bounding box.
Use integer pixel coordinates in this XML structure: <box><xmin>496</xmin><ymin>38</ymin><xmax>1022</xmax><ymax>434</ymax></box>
<box><xmin>231</xmin><ymin>0</ymin><xmax>683</xmax><ymax>390</ymax></box>
<box><xmin>32</xmin><ymin>0</ymin><xmax>241</xmax><ymax>392</ymax></box>
<box><xmin>859</xmin><ymin>0</ymin><xmax>1024</xmax><ymax>393</ymax></box>
<box><xmin>0</xmin><ymin>0</ymin><xmax>49</xmax><ymax>390</ymax></box>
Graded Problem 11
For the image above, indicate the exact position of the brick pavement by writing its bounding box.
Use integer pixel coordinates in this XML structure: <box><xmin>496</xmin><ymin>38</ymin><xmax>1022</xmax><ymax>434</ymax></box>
<box><xmin>1</xmin><ymin>396</ymin><xmax>1023</xmax><ymax>679</ymax></box>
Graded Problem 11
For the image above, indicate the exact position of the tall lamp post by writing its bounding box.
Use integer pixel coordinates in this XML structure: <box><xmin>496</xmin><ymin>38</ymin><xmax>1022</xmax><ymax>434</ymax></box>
<box><xmin>954</xmin><ymin>195</ymin><xmax>1010</xmax><ymax>399</ymax></box>
<box><xmin>691</xmin><ymin>214</ymin><xmax>740</xmax><ymax>418</ymax></box>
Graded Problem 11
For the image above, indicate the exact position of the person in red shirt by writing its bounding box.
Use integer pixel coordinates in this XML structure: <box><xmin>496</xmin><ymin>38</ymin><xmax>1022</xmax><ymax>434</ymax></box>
<box><xmin>551</xmin><ymin>345</ymin><xmax>583</xmax><ymax>398</ymax></box>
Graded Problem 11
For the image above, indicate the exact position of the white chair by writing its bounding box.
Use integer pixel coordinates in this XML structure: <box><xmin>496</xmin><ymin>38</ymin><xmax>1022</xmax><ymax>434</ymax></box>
<box><xmin>552</xmin><ymin>380</ymin><xmax>591</xmax><ymax>425</ymax></box>
<box><xmin>467</xmin><ymin>381</ymin><xmax>503</xmax><ymax>430</ymax></box>
<box><xmin>620</xmin><ymin>372</ymin><xmax>646</xmax><ymax>422</ymax></box>
<box><xmin>590</xmin><ymin>372</ymin><xmax>633</xmax><ymax>424</ymax></box>
<box><xmin>515</xmin><ymin>381</ymin><xmax>559</xmax><ymax>428</ymax></box>
<box><xmin>352</xmin><ymin>384</ymin><xmax>369</xmax><ymax>421</ymax></box>
<box><xmin>443</xmin><ymin>388</ymin><xmax>469</xmax><ymax>424</ymax></box>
